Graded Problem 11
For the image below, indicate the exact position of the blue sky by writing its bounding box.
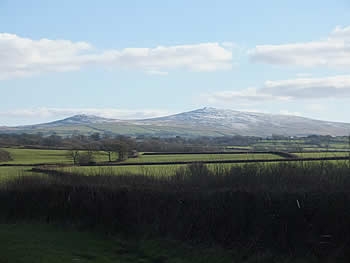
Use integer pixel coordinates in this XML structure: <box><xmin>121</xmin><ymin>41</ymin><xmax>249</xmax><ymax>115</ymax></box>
<box><xmin>1</xmin><ymin>0</ymin><xmax>350</xmax><ymax>125</ymax></box>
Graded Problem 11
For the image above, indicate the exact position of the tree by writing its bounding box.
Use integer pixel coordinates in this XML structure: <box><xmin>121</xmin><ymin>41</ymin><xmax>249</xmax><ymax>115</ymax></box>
<box><xmin>101</xmin><ymin>139</ymin><xmax>118</xmax><ymax>162</ymax></box>
<box><xmin>100</xmin><ymin>138</ymin><xmax>130</xmax><ymax>162</ymax></box>
<box><xmin>67</xmin><ymin>150</ymin><xmax>80</xmax><ymax>165</ymax></box>
<box><xmin>117</xmin><ymin>142</ymin><xmax>129</xmax><ymax>161</ymax></box>
<box><xmin>77</xmin><ymin>151</ymin><xmax>95</xmax><ymax>165</ymax></box>
<box><xmin>89</xmin><ymin>132</ymin><xmax>101</xmax><ymax>141</ymax></box>
<box><xmin>0</xmin><ymin>149</ymin><xmax>12</xmax><ymax>162</ymax></box>
<box><xmin>42</xmin><ymin>133</ymin><xmax>62</xmax><ymax>147</ymax></box>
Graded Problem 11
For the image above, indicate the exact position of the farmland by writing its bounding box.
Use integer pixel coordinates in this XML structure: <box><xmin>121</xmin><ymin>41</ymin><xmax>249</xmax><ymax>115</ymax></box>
<box><xmin>1</xmin><ymin>147</ymin><xmax>349</xmax><ymax>180</ymax></box>
<box><xmin>0</xmin><ymin>223</ymin><xmax>240</xmax><ymax>263</ymax></box>
<box><xmin>294</xmin><ymin>151</ymin><xmax>350</xmax><ymax>158</ymax></box>
<box><xmin>0</xmin><ymin>166</ymin><xmax>40</xmax><ymax>182</ymax></box>
<box><xmin>1</xmin><ymin>144</ymin><xmax>350</xmax><ymax>262</ymax></box>
<box><xmin>123</xmin><ymin>153</ymin><xmax>282</xmax><ymax>163</ymax></box>
<box><xmin>3</xmin><ymin>160</ymin><xmax>350</xmax><ymax>262</ymax></box>
<box><xmin>1</xmin><ymin>148</ymin><xmax>116</xmax><ymax>165</ymax></box>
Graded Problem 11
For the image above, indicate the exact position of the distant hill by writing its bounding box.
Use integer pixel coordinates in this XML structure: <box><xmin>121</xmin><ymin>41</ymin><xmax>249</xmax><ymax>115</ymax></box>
<box><xmin>1</xmin><ymin>107</ymin><xmax>349</xmax><ymax>137</ymax></box>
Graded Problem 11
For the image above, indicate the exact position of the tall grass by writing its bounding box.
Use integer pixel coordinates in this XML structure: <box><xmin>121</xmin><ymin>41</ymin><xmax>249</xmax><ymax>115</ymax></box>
<box><xmin>1</xmin><ymin>161</ymin><xmax>350</xmax><ymax>260</ymax></box>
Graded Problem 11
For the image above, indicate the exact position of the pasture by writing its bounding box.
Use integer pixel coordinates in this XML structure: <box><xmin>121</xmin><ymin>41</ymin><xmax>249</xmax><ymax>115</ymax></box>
<box><xmin>0</xmin><ymin>223</ymin><xmax>237</xmax><ymax>263</ymax></box>
<box><xmin>294</xmin><ymin>151</ymin><xmax>350</xmax><ymax>158</ymax></box>
<box><xmin>0</xmin><ymin>166</ymin><xmax>43</xmax><ymax>183</ymax></box>
<box><xmin>1</xmin><ymin>147</ymin><xmax>349</xmax><ymax>181</ymax></box>
<box><xmin>123</xmin><ymin>152</ymin><xmax>282</xmax><ymax>164</ymax></box>
<box><xmin>1</xmin><ymin>146</ymin><xmax>350</xmax><ymax>262</ymax></box>
<box><xmin>0</xmin><ymin>148</ymin><xmax>117</xmax><ymax>164</ymax></box>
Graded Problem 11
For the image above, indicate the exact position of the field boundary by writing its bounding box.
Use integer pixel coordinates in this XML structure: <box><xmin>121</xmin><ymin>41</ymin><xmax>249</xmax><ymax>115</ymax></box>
<box><xmin>142</xmin><ymin>151</ymin><xmax>291</xmax><ymax>155</ymax></box>
<box><xmin>80</xmin><ymin>156</ymin><xmax>350</xmax><ymax>166</ymax></box>
<box><xmin>2</xmin><ymin>156</ymin><xmax>349</xmax><ymax>167</ymax></box>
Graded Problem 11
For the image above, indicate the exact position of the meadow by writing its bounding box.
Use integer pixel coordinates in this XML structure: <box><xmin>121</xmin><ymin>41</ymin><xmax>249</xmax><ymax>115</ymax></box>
<box><xmin>1</xmin><ymin>147</ymin><xmax>349</xmax><ymax>181</ymax></box>
<box><xmin>294</xmin><ymin>151</ymin><xmax>350</xmax><ymax>158</ymax></box>
<box><xmin>0</xmin><ymin>166</ymin><xmax>48</xmax><ymax>183</ymax></box>
<box><xmin>123</xmin><ymin>153</ymin><xmax>282</xmax><ymax>164</ymax></box>
<box><xmin>0</xmin><ymin>223</ymin><xmax>240</xmax><ymax>263</ymax></box>
<box><xmin>0</xmin><ymin>148</ymin><xmax>117</xmax><ymax>165</ymax></box>
<box><xmin>2</xmin><ymin>146</ymin><xmax>350</xmax><ymax>262</ymax></box>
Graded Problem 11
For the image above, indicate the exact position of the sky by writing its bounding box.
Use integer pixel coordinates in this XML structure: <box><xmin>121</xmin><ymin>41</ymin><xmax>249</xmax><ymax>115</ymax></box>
<box><xmin>1</xmin><ymin>0</ymin><xmax>350</xmax><ymax>125</ymax></box>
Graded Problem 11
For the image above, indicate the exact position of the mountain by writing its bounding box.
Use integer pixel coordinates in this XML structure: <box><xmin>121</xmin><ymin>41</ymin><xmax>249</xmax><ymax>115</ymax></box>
<box><xmin>35</xmin><ymin>114</ymin><xmax>120</xmax><ymax>127</ymax></box>
<box><xmin>1</xmin><ymin>108</ymin><xmax>350</xmax><ymax>137</ymax></box>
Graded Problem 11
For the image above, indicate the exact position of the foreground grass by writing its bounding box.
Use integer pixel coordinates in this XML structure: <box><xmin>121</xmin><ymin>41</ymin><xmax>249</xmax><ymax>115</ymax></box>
<box><xmin>3</xmin><ymin>162</ymin><xmax>350</xmax><ymax>262</ymax></box>
<box><xmin>0</xmin><ymin>166</ymin><xmax>43</xmax><ymax>183</ymax></box>
<box><xmin>0</xmin><ymin>223</ymin><xmax>238</xmax><ymax>263</ymax></box>
<box><xmin>56</xmin><ymin>165</ymin><xmax>183</xmax><ymax>177</ymax></box>
<box><xmin>52</xmin><ymin>159</ymin><xmax>350</xmax><ymax>177</ymax></box>
<box><xmin>0</xmin><ymin>223</ymin><xmax>319</xmax><ymax>263</ymax></box>
<box><xmin>54</xmin><ymin>163</ymin><xmax>281</xmax><ymax>177</ymax></box>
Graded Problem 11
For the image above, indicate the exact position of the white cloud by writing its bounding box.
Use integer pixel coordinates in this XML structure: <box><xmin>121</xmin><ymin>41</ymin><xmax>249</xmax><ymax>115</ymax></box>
<box><xmin>0</xmin><ymin>108</ymin><xmax>172</xmax><ymax>125</ymax></box>
<box><xmin>203</xmin><ymin>87</ymin><xmax>289</xmax><ymax>105</ymax></box>
<box><xmin>263</xmin><ymin>75</ymin><xmax>350</xmax><ymax>99</ymax></box>
<box><xmin>0</xmin><ymin>33</ymin><xmax>234</xmax><ymax>79</ymax></box>
<box><xmin>250</xmin><ymin>26</ymin><xmax>350</xmax><ymax>68</ymax></box>
<box><xmin>203</xmin><ymin>75</ymin><xmax>350</xmax><ymax>104</ymax></box>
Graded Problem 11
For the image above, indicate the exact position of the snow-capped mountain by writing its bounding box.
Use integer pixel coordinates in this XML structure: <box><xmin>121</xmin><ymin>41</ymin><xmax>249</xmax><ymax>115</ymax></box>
<box><xmin>139</xmin><ymin>107</ymin><xmax>350</xmax><ymax>136</ymax></box>
<box><xmin>36</xmin><ymin>114</ymin><xmax>120</xmax><ymax>127</ymax></box>
<box><xmin>1</xmin><ymin>108</ymin><xmax>349</xmax><ymax>137</ymax></box>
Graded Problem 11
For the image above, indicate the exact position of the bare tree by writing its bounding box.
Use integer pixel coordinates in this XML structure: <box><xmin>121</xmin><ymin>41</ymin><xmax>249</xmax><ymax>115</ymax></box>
<box><xmin>67</xmin><ymin>150</ymin><xmax>80</xmax><ymax>165</ymax></box>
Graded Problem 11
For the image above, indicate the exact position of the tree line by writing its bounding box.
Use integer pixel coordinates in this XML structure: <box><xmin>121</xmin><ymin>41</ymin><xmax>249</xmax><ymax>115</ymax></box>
<box><xmin>0</xmin><ymin>132</ymin><xmax>347</xmax><ymax>153</ymax></box>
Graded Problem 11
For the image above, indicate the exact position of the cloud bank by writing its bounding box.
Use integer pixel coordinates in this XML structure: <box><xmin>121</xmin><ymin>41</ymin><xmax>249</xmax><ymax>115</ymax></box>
<box><xmin>206</xmin><ymin>75</ymin><xmax>350</xmax><ymax>104</ymax></box>
<box><xmin>0</xmin><ymin>33</ymin><xmax>233</xmax><ymax>79</ymax></box>
<box><xmin>250</xmin><ymin>26</ymin><xmax>350</xmax><ymax>68</ymax></box>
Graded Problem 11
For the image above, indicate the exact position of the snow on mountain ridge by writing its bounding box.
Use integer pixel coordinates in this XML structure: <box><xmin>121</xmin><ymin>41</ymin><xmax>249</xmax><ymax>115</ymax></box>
<box><xmin>2</xmin><ymin>107</ymin><xmax>350</xmax><ymax>137</ymax></box>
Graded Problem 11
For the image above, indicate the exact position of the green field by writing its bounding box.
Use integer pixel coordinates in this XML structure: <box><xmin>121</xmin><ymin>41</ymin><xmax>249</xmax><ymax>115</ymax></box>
<box><xmin>1</xmin><ymin>148</ymin><xmax>349</xmax><ymax>181</ymax></box>
<box><xmin>56</xmin><ymin>165</ymin><xmax>183</xmax><ymax>177</ymax></box>
<box><xmin>294</xmin><ymin>151</ymin><xmax>350</xmax><ymax>158</ymax></box>
<box><xmin>123</xmin><ymin>153</ymin><xmax>282</xmax><ymax>164</ymax></box>
<box><xmin>0</xmin><ymin>148</ymin><xmax>283</xmax><ymax>165</ymax></box>
<box><xmin>0</xmin><ymin>148</ymin><xmax>117</xmax><ymax>164</ymax></box>
<box><xmin>0</xmin><ymin>166</ymin><xmax>42</xmax><ymax>182</ymax></box>
<box><xmin>0</xmin><ymin>223</ymin><xmax>237</xmax><ymax>263</ymax></box>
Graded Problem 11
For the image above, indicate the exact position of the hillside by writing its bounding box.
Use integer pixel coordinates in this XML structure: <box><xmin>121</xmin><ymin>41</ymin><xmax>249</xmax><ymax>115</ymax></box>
<box><xmin>1</xmin><ymin>107</ymin><xmax>349</xmax><ymax>137</ymax></box>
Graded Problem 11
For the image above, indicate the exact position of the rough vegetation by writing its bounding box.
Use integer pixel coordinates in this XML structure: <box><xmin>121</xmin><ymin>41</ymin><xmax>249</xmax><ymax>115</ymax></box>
<box><xmin>2</xmin><ymin>162</ymin><xmax>350</xmax><ymax>261</ymax></box>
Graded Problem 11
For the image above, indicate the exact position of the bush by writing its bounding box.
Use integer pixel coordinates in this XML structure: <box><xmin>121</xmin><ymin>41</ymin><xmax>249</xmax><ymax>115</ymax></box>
<box><xmin>77</xmin><ymin>152</ymin><xmax>95</xmax><ymax>165</ymax></box>
<box><xmin>0</xmin><ymin>149</ymin><xmax>12</xmax><ymax>162</ymax></box>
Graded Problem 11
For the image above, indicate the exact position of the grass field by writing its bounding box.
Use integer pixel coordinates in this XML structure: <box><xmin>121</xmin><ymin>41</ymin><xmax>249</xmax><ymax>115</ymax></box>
<box><xmin>0</xmin><ymin>223</ymin><xmax>239</xmax><ymax>263</ymax></box>
<box><xmin>123</xmin><ymin>153</ymin><xmax>282</xmax><ymax>164</ymax></box>
<box><xmin>0</xmin><ymin>147</ymin><xmax>283</xmax><ymax>165</ymax></box>
<box><xmin>0</xmin><ymin>166</ymin><xmax>42</xmax><ymax>182</ymax></box>
<box><xmin>294</xmin><ymin>151</ymin><xmax>350</xmax><ymax>158</ymax></box>
<box><xmin>2</xmin><ymin>158</ymin><xmax>350</xmax><ymax>262</ymax></box>
<box><xmin>0</xmin><ymin>148</ymin><xmax>117</xmax><ymax>164</ymax></box>
<box><xmin>56</xmin><ymin>165</ymin><xmax>183</xmax><ymax>177</ymax></box>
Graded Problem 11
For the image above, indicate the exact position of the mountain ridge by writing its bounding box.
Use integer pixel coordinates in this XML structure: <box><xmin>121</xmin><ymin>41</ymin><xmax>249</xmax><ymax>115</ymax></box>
<box><xmin>1</xmin><ymin>108</ymin><xmax>349</xmax><ymax>137</ymax></box>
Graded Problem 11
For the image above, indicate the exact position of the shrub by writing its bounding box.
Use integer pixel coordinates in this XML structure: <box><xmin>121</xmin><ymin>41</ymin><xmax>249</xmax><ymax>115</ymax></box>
<box><xmin>0</xmin><ymin>149</ymin><xmax>12</xmax><ymax>162</ymax></box>
<box><xmin>77</xmin><ymin>152</ymin><xmax>95</xmax><ymax>165</ymax></box>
